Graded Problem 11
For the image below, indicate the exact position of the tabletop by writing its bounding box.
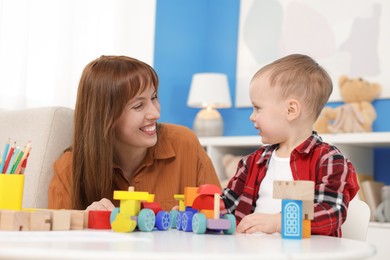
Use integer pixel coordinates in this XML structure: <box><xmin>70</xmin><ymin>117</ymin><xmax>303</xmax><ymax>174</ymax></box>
<box><xmin>0</xmin><ymin>229</ymin><xmax>376</xmax><ymax>260</ymax></box>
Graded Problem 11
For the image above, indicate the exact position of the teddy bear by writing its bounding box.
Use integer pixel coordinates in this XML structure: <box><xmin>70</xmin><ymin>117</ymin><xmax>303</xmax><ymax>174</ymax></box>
<box><xmin>220</xmin><ymin>154</ymin><xmax>244</xmax><ymax>187</ymax></box>
<box><xmin>314</xmin><ymin>75</ymin><xmax>381</xmax><ymax>134</ymax></box>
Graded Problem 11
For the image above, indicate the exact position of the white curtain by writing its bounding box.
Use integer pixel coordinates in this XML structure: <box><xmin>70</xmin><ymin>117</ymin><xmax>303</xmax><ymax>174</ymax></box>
<box><xmin>0</xmin><ymin>0</ymin><xmax>156</xmax><ymax>110</ymax></box>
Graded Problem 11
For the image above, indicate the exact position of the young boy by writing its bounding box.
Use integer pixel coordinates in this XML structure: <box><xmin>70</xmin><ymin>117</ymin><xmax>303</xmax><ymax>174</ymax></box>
<box><xmin>221</xmin><ymin>54</ymin><xmax>359</xmax><ymax>237</ymax></box>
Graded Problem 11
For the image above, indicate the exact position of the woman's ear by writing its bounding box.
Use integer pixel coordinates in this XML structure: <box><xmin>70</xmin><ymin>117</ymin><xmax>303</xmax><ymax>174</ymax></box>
<box><xmin>286</xmin><ymin>99</ymin><xmax>300</xmax><ymax>120</ymax></box>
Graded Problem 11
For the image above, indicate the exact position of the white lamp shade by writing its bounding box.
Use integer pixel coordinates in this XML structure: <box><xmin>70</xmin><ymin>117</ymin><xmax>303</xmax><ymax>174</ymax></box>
<box><xmin>187</xmin><ymin>73</ymin><xmax>232</xmax><ymax>108</ymax></box>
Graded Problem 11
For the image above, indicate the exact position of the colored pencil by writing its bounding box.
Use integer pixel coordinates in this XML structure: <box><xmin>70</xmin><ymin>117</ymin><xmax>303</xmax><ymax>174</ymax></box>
<box><xmin>20</xmin><ymin>153</ymin><xmax>30</xmax><ymax>175</ymax></box>
<box><xmin>6</xmin><ymin>147</ymin><xmax>19</xmax><ymax>174</ymax></box>
<box><xmin>0</xmin><ymin>138</ymin><xmax>10</xmax><ymax>173</ymax></box>
<box><xmin>10</xmin><ymin>150</ymin><xmax>24</xmax><ymax>174</ymax></box>
<box><xmin>14</xmin><ymin>142</ymin><xmax>31</xmax><ymax>175</ymax></box>
<box><xmin>2</xmin><ymin>142</ymin><xmax>16</xmax><ymax>173</ymax></box>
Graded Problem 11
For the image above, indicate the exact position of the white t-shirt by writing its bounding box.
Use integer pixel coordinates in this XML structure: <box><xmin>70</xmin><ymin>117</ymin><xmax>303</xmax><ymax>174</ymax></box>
<box><xmin>254</xmin><ymin>150</ymin><xmax>293</xmax><ymax>214</ymax></box>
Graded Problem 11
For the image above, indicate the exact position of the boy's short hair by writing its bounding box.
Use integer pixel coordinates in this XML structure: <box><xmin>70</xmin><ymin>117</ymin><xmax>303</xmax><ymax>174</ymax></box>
<box><xmin>252</xmin><ymin>54</ymin><xmax>332</xmax><ymax>119</ymax></box>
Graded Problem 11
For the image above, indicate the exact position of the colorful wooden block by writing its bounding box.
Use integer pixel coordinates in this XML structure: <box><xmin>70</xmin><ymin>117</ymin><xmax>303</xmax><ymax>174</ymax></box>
<box><xmin>302</xmin><ymin>200</ymin><xmax>314</xmax><ymax>220</ymax></box>
<box><xmin>174</xmin><ymin>194</ymin><xmax>185</xmax><ymax>211</ymax></box>
<box><xmin>69</xmin><ymin>210</ymin><xmax>85</xmax><ymax>230</ymax></box>
<box><xmin>142</xmin><ymin>202</ymin><xmax>162</xmax><ymax>215</ymax></box>
<box><xmin>192</xmin><ymin>194</ymin><xmax>216</xmax><ymax>211</ymax></box>
<box><xmin>88</xmin><ymin>210</ymin><xmax>112</xmax><ymax>229</ymax></box>
<box><xmin>200</xmin><ymin>209</ymin><xmax>214</xmax><ymax>219</ymax></box>
<box><xmin>114</xmin><ymin>190</ymin><xmax>152</xmax><ymax>201</ymax></box>
<box><xmin>31</xmin><ymin>209</ymin><xmax>72</xmax><ymax>231</ymax></box>
<box><xmin>50</xmin><ymin>210</ymin><xmax>71</xmax><ymax>230</ymax></box>
<box><xmin>184</xmin><ymin>187</ymin><xmax>199</xmax><ymax>207</ymax></box>
<box><xmin>207</xmin><ymin>218</ymin><xmax>231</xmax><ymax>230</ymax></box>
<box><xmin>273</xmin><ymin>181</ymin><xmax>314</xmax><ymax>201</ymax></box>
<box><xmin>281</xmin><ymin>199</ymin><xmax>302</xmax><ymax>239</ymax></box>
<box><xmin>0</xmin><ymin>210</ymin><xmax>29</xmax><ymax>231</ymax></box>
<box><xmin>196</xmin><ymin>184</ymin><xmax>221</xmax><ymax>195</ymax></box>
<box><xmin>30</xmin><ymin>211</ymin><xmax>51</xmax><ymax>231</ymax></box>
<box><xmin>111</xmin><ymin>212</ymin><xmax>137</xmax><ymax>233</ymax></box>
<box><xmin>302</xmin><ymin>219</ymin><xmax>311</xmax><ymax>238</ymax></box>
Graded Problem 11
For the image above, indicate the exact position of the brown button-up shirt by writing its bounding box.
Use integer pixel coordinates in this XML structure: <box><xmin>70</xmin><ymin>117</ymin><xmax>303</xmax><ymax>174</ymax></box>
<box><xmin>48</xmin><ymin>123</ymin><xmax>220</xmax><ymax>211</ymax></box>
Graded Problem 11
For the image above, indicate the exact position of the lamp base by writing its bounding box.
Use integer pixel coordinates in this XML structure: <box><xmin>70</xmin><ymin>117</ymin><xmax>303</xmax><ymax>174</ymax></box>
<box><xmin>193</xmin><ymin>108</ymin><xmax>223</xmax><ymax>137</ymax></box>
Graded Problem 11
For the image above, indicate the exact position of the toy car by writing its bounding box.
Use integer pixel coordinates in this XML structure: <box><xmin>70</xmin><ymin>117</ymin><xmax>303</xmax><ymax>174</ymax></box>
<box><xmin>171</xmin><ymin>184</ymin><xmax>236</xmax><ymax>234</ymax></box>
<box><xmin>110</xmin><ymin>187</ymin><xmax>170</xmax><ymax>233</ymax></box>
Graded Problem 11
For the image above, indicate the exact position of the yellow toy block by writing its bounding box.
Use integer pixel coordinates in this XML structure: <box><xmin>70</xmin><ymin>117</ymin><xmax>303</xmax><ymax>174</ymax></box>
<box><xmin>200</xmin><ymin>209</ymin><xmax>214</xmax><ymax>219</ymax></box>
<box><xmin>113</xmin><ymin>190</ymin><xmax>151</xmax><ymax>201</ymax></box>
<box><xmin>302</xmin><ymin>219</ymin><xmax>311</xmax><ymax>238</ymax></box>
<box><xmin>147</xmin><ymin>194</ymin><xmax>155</xmax><ymax>202</ymax></box>
<box><xmin>184</xmin><ymin>187</ymin><xmax>199</xmax><ymax>207</ymax></box>
<box><xmin>120</xmin><ymin>199</ymin><xmax>141</xmax><ymax>216</ymax></box>
<box><xmin>174</xmin><ymin>194</ymin><xmax>185</xmax><ymax>211</ymax></box>
<box><xmin>111</xmin><ymin>212</ymin><xmax>137</xmax><ymax>233</ymax></box>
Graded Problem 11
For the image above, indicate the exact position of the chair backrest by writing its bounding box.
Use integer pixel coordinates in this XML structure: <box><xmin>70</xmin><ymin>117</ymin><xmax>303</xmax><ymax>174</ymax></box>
<box><xmin>341</xmin><ymin>197</ymin><xmax>371</xmax><ymax>241</ymax></box>
<box><xmin>0</xmin><ymin>107</ymin><xmax>74</xmax><ymax>209</ymax></box>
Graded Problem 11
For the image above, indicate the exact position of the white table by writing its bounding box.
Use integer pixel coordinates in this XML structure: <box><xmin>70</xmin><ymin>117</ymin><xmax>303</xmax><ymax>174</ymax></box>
<box><xmin>0</xmin><ymin>229</ymin><xmax>376</xmax><ymax>260</ymax></box>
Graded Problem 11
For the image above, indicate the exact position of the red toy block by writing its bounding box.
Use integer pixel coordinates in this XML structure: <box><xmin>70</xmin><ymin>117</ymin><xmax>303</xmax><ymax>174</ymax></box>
<box><xmin>196</xmin><ymin>184</ymin><xmax>221</xmax><ymax>195</ymax></box>
<box><xmin>141</xmin><ymin>202</ymin><xmax>162</xmax><ymax>215</ymax></box>
<box><xmin>88</xmin><ymin>210</ymin><xmax>111</xmax><ymax>229</ymax></box>
<box><xmin>192</xmin><ymin>194</ymin><xmax>215</xmax><ymax>210</ymax></box>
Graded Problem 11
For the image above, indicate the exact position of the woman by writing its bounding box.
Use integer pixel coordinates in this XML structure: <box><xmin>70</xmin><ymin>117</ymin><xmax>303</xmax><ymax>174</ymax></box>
<box><xmin>48</xmin><ymin>55</ymin><xmax>220</xmax><ymax>211</ymax></box>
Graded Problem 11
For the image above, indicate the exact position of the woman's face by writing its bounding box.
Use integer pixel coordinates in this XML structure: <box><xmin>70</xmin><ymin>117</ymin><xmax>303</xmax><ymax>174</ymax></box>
<box><xmin>115</xmin><ymin>86</ymin><xmax>161</xmax><ymax>149</ymax></box>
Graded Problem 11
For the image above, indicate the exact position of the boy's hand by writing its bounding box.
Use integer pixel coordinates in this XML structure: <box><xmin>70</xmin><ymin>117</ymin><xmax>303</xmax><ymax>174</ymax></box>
<box><xmin>236</xmin><ymin>212</ymin><xmax>281</xmax><ymax>234</ymax></box>
<box><xmin>86</xmin><ymin>198</ymin><xmax>115</xmax><ymax>211</ymax></box>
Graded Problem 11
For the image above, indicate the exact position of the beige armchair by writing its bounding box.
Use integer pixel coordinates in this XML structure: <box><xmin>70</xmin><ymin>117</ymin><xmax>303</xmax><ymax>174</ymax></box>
<box><xmin>0</xmin><ymin>107</ymin><xmax>74</xmax><ymax>208</ymax></box>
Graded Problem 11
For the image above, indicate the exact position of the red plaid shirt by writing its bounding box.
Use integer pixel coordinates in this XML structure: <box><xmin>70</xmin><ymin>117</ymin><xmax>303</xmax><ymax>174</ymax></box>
<box><xmin>221</xmin><ymin>132</ymin><xmax>359</xmax><ymax>237</ymax></box>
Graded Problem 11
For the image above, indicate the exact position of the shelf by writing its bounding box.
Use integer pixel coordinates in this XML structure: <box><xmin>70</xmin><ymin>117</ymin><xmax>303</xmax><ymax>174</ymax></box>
<box><xmin>320</xmin><ymin>132</ymin><xmax>390</xmax><ymax>147</ymax></box>
<box><xmin>369</xmin><ymin>221</ymin><xmax>390</xmax><ymax>229</ymax></box>
<box><xmin>199</xmin><ymin>132</ymin><xmax>390</xmax><ymax>148</ymax></box>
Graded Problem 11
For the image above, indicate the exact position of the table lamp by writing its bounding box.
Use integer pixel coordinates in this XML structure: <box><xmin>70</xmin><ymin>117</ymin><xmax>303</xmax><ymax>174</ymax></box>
<box><xmin>187</xmin><ymin>73</ymin><xmax>232</xmax><ymax>136</ymax></box>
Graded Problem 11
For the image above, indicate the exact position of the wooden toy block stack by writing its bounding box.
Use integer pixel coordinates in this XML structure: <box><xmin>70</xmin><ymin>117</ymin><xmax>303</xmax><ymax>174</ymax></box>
<box><xmin>273</xmin><ymin>180</ymin><xmax>314</xmax><ymax>239</ymax></box>
<box><xmin>0</xmin><ymin>209</ymin><xmax>87</xmax><ymax>231</ymax></box>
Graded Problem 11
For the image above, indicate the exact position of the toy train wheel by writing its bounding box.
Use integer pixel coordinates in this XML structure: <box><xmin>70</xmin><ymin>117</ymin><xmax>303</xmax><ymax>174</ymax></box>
<box><xmin>110</xmin><ymin>207</ymin><xmax>120</xmax><ymax>224</ymax></box>
<box><xmin>138</xmin><ymin>208</ymin><xmax>155</xmax><ymax>232</ymax></box>
<box><xmin>192</xmin><ymin>213</ymin><xmax>207</xmax><ymax>234</ymax></box>
<box><xmin>176</xmin><ymin>212</ymin><xmax>184</xmax><ymax>230</ymax></box>
<box><xmin>223</xmin><ymin>214</ymin><xmax>236</xmax><ymax>234</ymax></box>
<box><xmin>156</xmin><ymin>211</ymin><xmax>170</xmax><ymax>230</ymax></box>
<box><xmin>182</xmin><ymin>211</ymin><xmax>194</xmax><ymax>232</ymax></box>
<box><xmin>169</xmin><ymin>210</ymin><xmax>178</xmax><ymax>229</ymax></box>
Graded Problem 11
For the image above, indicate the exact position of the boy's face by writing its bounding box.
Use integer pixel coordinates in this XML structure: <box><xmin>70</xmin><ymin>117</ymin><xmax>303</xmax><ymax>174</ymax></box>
<box><xmin>249</xmin><ymin>73</ymin><xmax>289</xmax><ymax>145</ymax></box>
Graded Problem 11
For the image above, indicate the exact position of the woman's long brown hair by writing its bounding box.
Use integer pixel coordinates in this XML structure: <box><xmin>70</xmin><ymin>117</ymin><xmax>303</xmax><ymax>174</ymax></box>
<box><xmin>72</xmin><ymin>55</ymin><xmax>158</xmax><ymax>209</ymax></box>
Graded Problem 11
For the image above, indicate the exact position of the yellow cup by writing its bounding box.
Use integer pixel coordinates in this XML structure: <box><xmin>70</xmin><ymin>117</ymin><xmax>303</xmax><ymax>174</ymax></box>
<box><xmin>0</xmin><ymin>174</ymin><xmax>24</xmax><ymax>210</ymax></box>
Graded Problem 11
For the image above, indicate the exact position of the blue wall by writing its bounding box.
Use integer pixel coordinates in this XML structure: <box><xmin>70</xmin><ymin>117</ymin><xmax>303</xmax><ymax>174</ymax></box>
<box><xmin>154</xmin><ymin>0</ymin><xmax>390</xmax><ymax>184</ymax></box>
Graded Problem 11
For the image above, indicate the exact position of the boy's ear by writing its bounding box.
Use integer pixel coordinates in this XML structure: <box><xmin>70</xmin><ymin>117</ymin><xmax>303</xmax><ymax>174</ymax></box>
<box><xmin>286</xmin><ymin>99</ymin><xmax>300</xmax><ymax>120</ymax></box>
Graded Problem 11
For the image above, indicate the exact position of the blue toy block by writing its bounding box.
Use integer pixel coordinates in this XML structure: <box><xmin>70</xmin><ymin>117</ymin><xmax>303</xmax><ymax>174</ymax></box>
<box><xmin>281</xmin><ymin>199</ymin><xmax>302</xmax><ymax>239</ymax></box>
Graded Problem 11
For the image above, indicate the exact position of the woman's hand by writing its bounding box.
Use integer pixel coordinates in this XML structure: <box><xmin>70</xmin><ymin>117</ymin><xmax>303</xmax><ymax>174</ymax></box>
<box><xmin>86</xmin><ymin>198</ymin><xmax>115</xmax><ymax>211</ymax></box>
<box><xmin>236</xmin><ymin>212</ymin><xmax>281</xmax><ymax>234</ymax></box>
